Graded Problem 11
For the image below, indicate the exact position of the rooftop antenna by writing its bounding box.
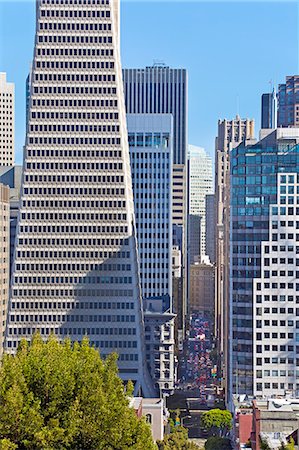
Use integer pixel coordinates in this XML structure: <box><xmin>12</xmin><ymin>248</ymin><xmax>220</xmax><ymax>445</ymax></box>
<box><xmin>153</xmin><ymin>59</ymin><xmax>166</xmax><ymax>68</ymax></box>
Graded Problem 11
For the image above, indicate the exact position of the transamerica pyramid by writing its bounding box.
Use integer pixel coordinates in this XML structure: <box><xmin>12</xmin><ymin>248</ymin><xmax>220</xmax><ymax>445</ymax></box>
<box><xmin>4</xmin><ymin>0</ymin><xmax>155</xmax><ymax>396</ymax></box>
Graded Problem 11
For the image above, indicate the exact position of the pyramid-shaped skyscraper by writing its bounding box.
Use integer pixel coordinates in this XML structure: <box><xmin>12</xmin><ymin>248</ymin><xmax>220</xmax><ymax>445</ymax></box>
<box><xmin>5</xmin><ymin>0</ymin><xmax>154</xmax><ymax>396</ymax></box>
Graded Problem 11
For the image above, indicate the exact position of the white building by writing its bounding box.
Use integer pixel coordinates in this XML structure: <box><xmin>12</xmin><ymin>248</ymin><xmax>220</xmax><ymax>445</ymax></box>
<box><xmin>253</xmin><ymin>173</ymin><xmax>299</xmax><ymax>398</ymax></box>
<box><xmin>127</xmin><ymin>114</ymin><xmax>175</xmax><ymax>394</ymax></box>
<box><xmin>0</xmin><ymin>184</ymin><xmax>9</xmax><ymax>355</ymax></box>
<box><xmin>188</xmin><ymin>145</ymin><xmax>213</xmax><ymax>257</ymax></box>
<box><xmin>0</xmin><ymin>73</ymin><xmax>14</xmax><ymax>167</ymax></box>
<box><xmin>130</xmin><ymin>396</ymin><xmax>167</xmax><ymax>442</ymax></box>
<box><xmin>0</xmin><ymin>166</ymin><xmax>22</xmax><ymax>278</ymax></box>
<box><xmin>5</xmin><ymin>0</ymin><xmax>155</xmax><ymax>397</ymax></box>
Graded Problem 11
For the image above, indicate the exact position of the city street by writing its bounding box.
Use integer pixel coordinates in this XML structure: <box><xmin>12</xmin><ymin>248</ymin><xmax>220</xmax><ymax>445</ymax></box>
<box><xmin>172</xmin><ymin>312</ymin><xmax>219</xmax><ymax>439</ymax></box>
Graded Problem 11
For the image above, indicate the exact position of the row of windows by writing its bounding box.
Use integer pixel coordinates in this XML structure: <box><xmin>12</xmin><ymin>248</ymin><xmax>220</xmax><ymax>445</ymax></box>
<box><xmin>36</xmin><ymin>60</ymin><xmax>114</xmax><ymax>70</ymax></box>
<box><xmin>18</xmin><ymin>238</ymin><xmax>126</xmax><ymax>248</ymax></box>
<box><xmin>32</xmin><ymin>87</ymin><xmax>116</xmax><ymax>98</ymax></box>
<box><xmin>20</xmin><ymin>224</ymin><xmax>127</xmax><ymax>235</ymax></box>
<box><xmin>15</xmin><ymin>265</ymin><xmax>131</xmax><ymax>275</ymax></box>
<box><xmin>36</xmin><ymin>48</ymin><xmax>113</xmax><ymax>57</ymax></box>
<box><xmin>12</xmin><ymin>301</ymin><xmax>134</xmax><ymax>310</ymax></box>
<box><xmin>256</xmin><ymin>383</ymin><xmax>295</xmax><ymax>391</ymax></box>
<box><xmin>256</xmin><ymin>322</ymin><xmax>295</xmax><ymax>331</ymax></box>
<box><xmin>132</xmin><ymin>163</ymin><xmax>170</xmax><ymax>170</ymax></box>
<box><xmin>131</xmin><ymin>152</ymin><xmax>170</xmax><ymax>160</ymax></box>
<box><xmin>128</xmin><ymin>133</ymin><xmax>170</xmax><ymax>149</ymax></box>
<box><xmin>256</xmin><ymin>295</ymin><xmax>299</xmax><ymax>303</ymax></box>
<box><xmin>39</xmin><ymin>22</ymin><xmax>112</xmax><ymax>32</ymax></box>
<box><xmin>41</xmin><ymin>0</ymin><xmax>110</xmax><ymax>5</ymax></box>
<box><xmin>16</xmin><ymin>250</ymin><xmax>130</xmax><ymax>260</ymax></box>
<box><xmin>6</xmin><ymin>337</ymin><xmax>140</xmax><ymax>360</ymax></box>
<box><xmin>256</xmin><ymin>282</ymin><xmax>299</xmax><ymax>290</ymax></box>
<box><xmin>272</xmin><ymin>220</ymin><xmax>299</xmax><ymax>228</ymax></box>
<box><xmin>31</xmin><ymin>111</ymin><xmax>118</xmax><ymax>120</ymax></box>
<box><xmin>28</xmin><ymin>136</ymin><xmax>120</xmax><ymax>146</ymax></box>
<box><xmin>34</xmin><ymin>72</ymin><xmax>115</xmax><ymax>82</ymax></box>
<box><xmin>257</xmin><ymin>369</ymin><xmax>298</xmax><ymax>377</ymax></box>
<box><xmin>15</xmin><ymin>276</ymin><xmax>132</xmax><ymax>285</ymax></box>
<box><xmin>26</xmin><ymin>162</ymin><xmax>124</xmax><ymax>172</ymax></box>
<box><xmin>256</xmin><ymin>357</ymin><xmax>299</xmax><ymax>365</ymax></box>
<box><xmin>40</xmin><ymin>8</ymin><xmax>110</xmax><ymax>18</ymax></box>
<box><xmin>11</xmin><ymin>315</ymin><xmax>136</xmax><ymax>326</ymax></box>
<box><xmin>31</xmin><ymin>98</ymin><xmax>117</xmax><ymax>109</ymax></box>
<box><xmin>23</xmin><ymin>188</ymin><xmax>125</xmax><ymax>199</ymax></box>
<box><xmin>256</xmin><ymin>309</ymin><xmax>294</xmax><ymax>316</ymax></box>
<box><xmin>23</xmin><ymin>193</ymin><xmax>125</xmax><ymax>209</ymax></box>
<box><xmin>22</xmin><ymin>197</ymin><xmax>124</xmax><ymax>208</ymax></box>
<box><xmin>272</xmin><ymin>232</ymin><xmax>299</xmax><ymax>240</ymax></box>
<box><xmin>140</xmin><ymin>262</ymin><xmax>169</xmax><ymax>269</ymax></box>
<box><xmin>13</xmin><ymin>289</ymin><xmax>133</xmax><ymax>298</ymax></box>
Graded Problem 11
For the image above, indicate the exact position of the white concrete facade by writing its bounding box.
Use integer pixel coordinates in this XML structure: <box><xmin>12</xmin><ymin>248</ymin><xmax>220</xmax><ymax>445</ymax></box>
<box><xmin>0</xmin><ymin>184</ymin><xmax>9</xmax><ymax>356</ymax></box>
<box><xmin>5</xmin><ymin>0</ymin><xmax>154</xmax><ymax>396</ymax></box>
<box><xmin>127</xmin><ymin>113</ymin><xmax>175</xmax><ymax>394</ymax></box>
<box><xmin>254</xmin><ymin>173</ymin><xmax>299</xmax><ymax>398</ymax></box>
<box><xmin>188</xmin><ymin>145</ymin><xmax>213</xmax><ymax>257</ymax></box>
<box><xmin>127</xmin><ymin>114</ymin><xmax>173</xmax><ymax>302</ymax></box>
<box><xmin>0</xmin><ymin>73</ymin><xmax>14</xmax><ymax>167</ymax></box>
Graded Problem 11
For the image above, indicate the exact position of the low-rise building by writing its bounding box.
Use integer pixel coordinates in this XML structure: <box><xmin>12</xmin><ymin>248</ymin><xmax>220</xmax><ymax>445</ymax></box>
<box><xmin>130</xmin><ymin>396</ymin><xmax>167</xmax><ymax>441</ymax></box>
<box><xmin>251</xmin><ymin>398</ymin><xmax>299</xmax><ymax>450</ymax></box>
<box><xmin>144</xmin><ymin>297</ymin><xmax>176</xmax><ymax>394</ymax></box>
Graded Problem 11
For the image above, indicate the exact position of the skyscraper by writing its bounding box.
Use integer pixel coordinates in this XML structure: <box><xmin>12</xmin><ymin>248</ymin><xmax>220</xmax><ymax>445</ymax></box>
<box><xmin>214</xmin><ymin>115</ymin><xmax>255</xmax><ymax>401</ymax></box>
<box><xmin>0</xmin><ymin>166</ymin><xmax>22</xmax><ymax>278</ymax></box>
<box><xmin>278</xmin><ymin>76</ymin><xmax>299</xmax><ymax>128</ymax></box>
<box><xmin>0</xmin><ymin>184</ymin><xmax>9</xmax><ymax>356</ymax></box>
<box><xmin>188</xmin><ymin>145</ymin><xmax>213</xmax><ymax>258</ymax></box>
<box><xmin>5</xmin><ymin>0</ymin><xmax>154</xmax><ymax>396</ymax></box>
<box><xmin>229</xmin><ymin>128</ymin><xmax>299</xmax><ymax>402</ymax></box>
<box><xmin>261</xmin><ymin>88</ymin><xmax>277</xmax><ymax>129</ymax></box>
<box><xmin>188</xmin><ymin>215</ymin><xmax>201</xmax><ymax>265</ymax></box>
<box><xmin>122</xmin><ymin>66</ymin><xmax>187</xmax><ymax>165</ymax></box>
<box><xmin>253</xmin><ymin>173</ymin><xmax>299</xmax><ymax>398</ymax></box>
<box><xmin>127</xmin><ymin>113</ymin><xmax>175</xmax><ymax>393</ymax></box>
<box><xmin>205</xmin><ymin>193</ymin><xmax>216</xmax><ymax>264</ymax></box>
<box><xmin>0</xmin><ymin>72</ymin><xmax>14</xmax><ymax>166</ymax></box>
<box><xmin>123</xmin><ymin>65</ymin><xmax>188</xmax><ymax>336</ymax></box>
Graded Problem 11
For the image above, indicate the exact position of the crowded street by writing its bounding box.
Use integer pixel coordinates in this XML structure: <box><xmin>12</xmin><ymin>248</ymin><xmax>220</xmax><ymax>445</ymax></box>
<box><xmin>170</xmin><ymin>312</ymin><xmax>220</xmax><ymax>441</ymax></box>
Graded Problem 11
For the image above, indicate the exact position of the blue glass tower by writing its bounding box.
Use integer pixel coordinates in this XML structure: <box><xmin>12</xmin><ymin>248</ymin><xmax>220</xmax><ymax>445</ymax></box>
<box><xmin>229</xmin><ymin>129</ymin><xmax>299</xmax><ymax>400</ymax></box>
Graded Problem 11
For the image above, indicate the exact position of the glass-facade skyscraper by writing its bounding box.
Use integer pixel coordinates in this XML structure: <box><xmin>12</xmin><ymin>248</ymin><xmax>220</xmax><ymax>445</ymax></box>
<box><xmin>278</xmin><ymin>76</ymin><xmax>299</xmax><ymax>128</ymax></box>
<box><xmin>229</xmin><ymin>128</ymin><xmax>299</xmax><ymax>400</ymax></box>
<box><xmin>5</xmin><ymin>0</ymin><xmax>154</xmax><ymax>396</ymax></box>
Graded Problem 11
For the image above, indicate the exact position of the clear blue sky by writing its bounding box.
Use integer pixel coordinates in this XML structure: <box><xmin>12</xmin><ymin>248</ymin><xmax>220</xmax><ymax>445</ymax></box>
<box><xmin>0</xmin><ymin>1</ymin><xmax>298</xmax><ymax>165</ymax></box>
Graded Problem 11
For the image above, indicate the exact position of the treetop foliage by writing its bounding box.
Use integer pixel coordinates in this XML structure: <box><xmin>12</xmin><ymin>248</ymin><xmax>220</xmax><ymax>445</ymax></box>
<box><xmin>201</xmin><ymin>409</ymin><xmax>232</xmax><ymax>437</ymax></box>
<box><xmin>0</xmin><ymin>334</ymin><xmax>156</xmax><ymax>450</ymax></box>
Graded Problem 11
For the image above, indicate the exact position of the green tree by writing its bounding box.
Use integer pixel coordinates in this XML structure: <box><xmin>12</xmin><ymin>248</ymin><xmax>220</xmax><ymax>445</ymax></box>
<box><xmin>0</xmin><ymin>334</ymin><xmax>156</xmax><ymax>450</ymax></box>
<box><xmin>260</xmin><ymin>438</ymin><xmax>271</xmax><ymax>450</ymax></box>
<box><xmin>156</xmin><ymin>426</ymin><xmax>200</xmax><ymax>449</ymax></box>
<box><xmin>201</xmin><ymin>409</ymin><xmax>232</xmax><ymax>437</ymax></box>
<box><xmin>204</xmin><ymin>436</ymin><xmax>231</xmax><ymax>450</ymax></box>
<box><xmin>279</xmin><ymin>438</ymin><xmax>295</xmax><ymax>450</ymax></box>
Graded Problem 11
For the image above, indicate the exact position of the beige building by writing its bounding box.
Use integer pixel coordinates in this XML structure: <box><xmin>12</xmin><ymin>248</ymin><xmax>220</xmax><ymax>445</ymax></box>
<box><xmin>0</xmin><ymin>73</ymin><xmax>14</xmax><ymax>166</ymax></box>
<box><xmin>130</xmin><ymin>397</ymin><xmax>166</xmax><ymax>442</ymax></box>
<box><xmin>172</xmin><ymin>164</ymin><xmax>188</xmax><ymax>339</ymax></box>
<box><xmin>190</xmin><ymin>260</ymin><xmax>215</xmax><ymax>314</ymax></box>
<box><xmin>214</xmin><ymin>116</ymin><xmax>255</xmax><ymax>397</ymax></box>
<box><xmin>0</xmin><ymin>183</ymin><xmax>10</xmax><ymax>355</ymax></box>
